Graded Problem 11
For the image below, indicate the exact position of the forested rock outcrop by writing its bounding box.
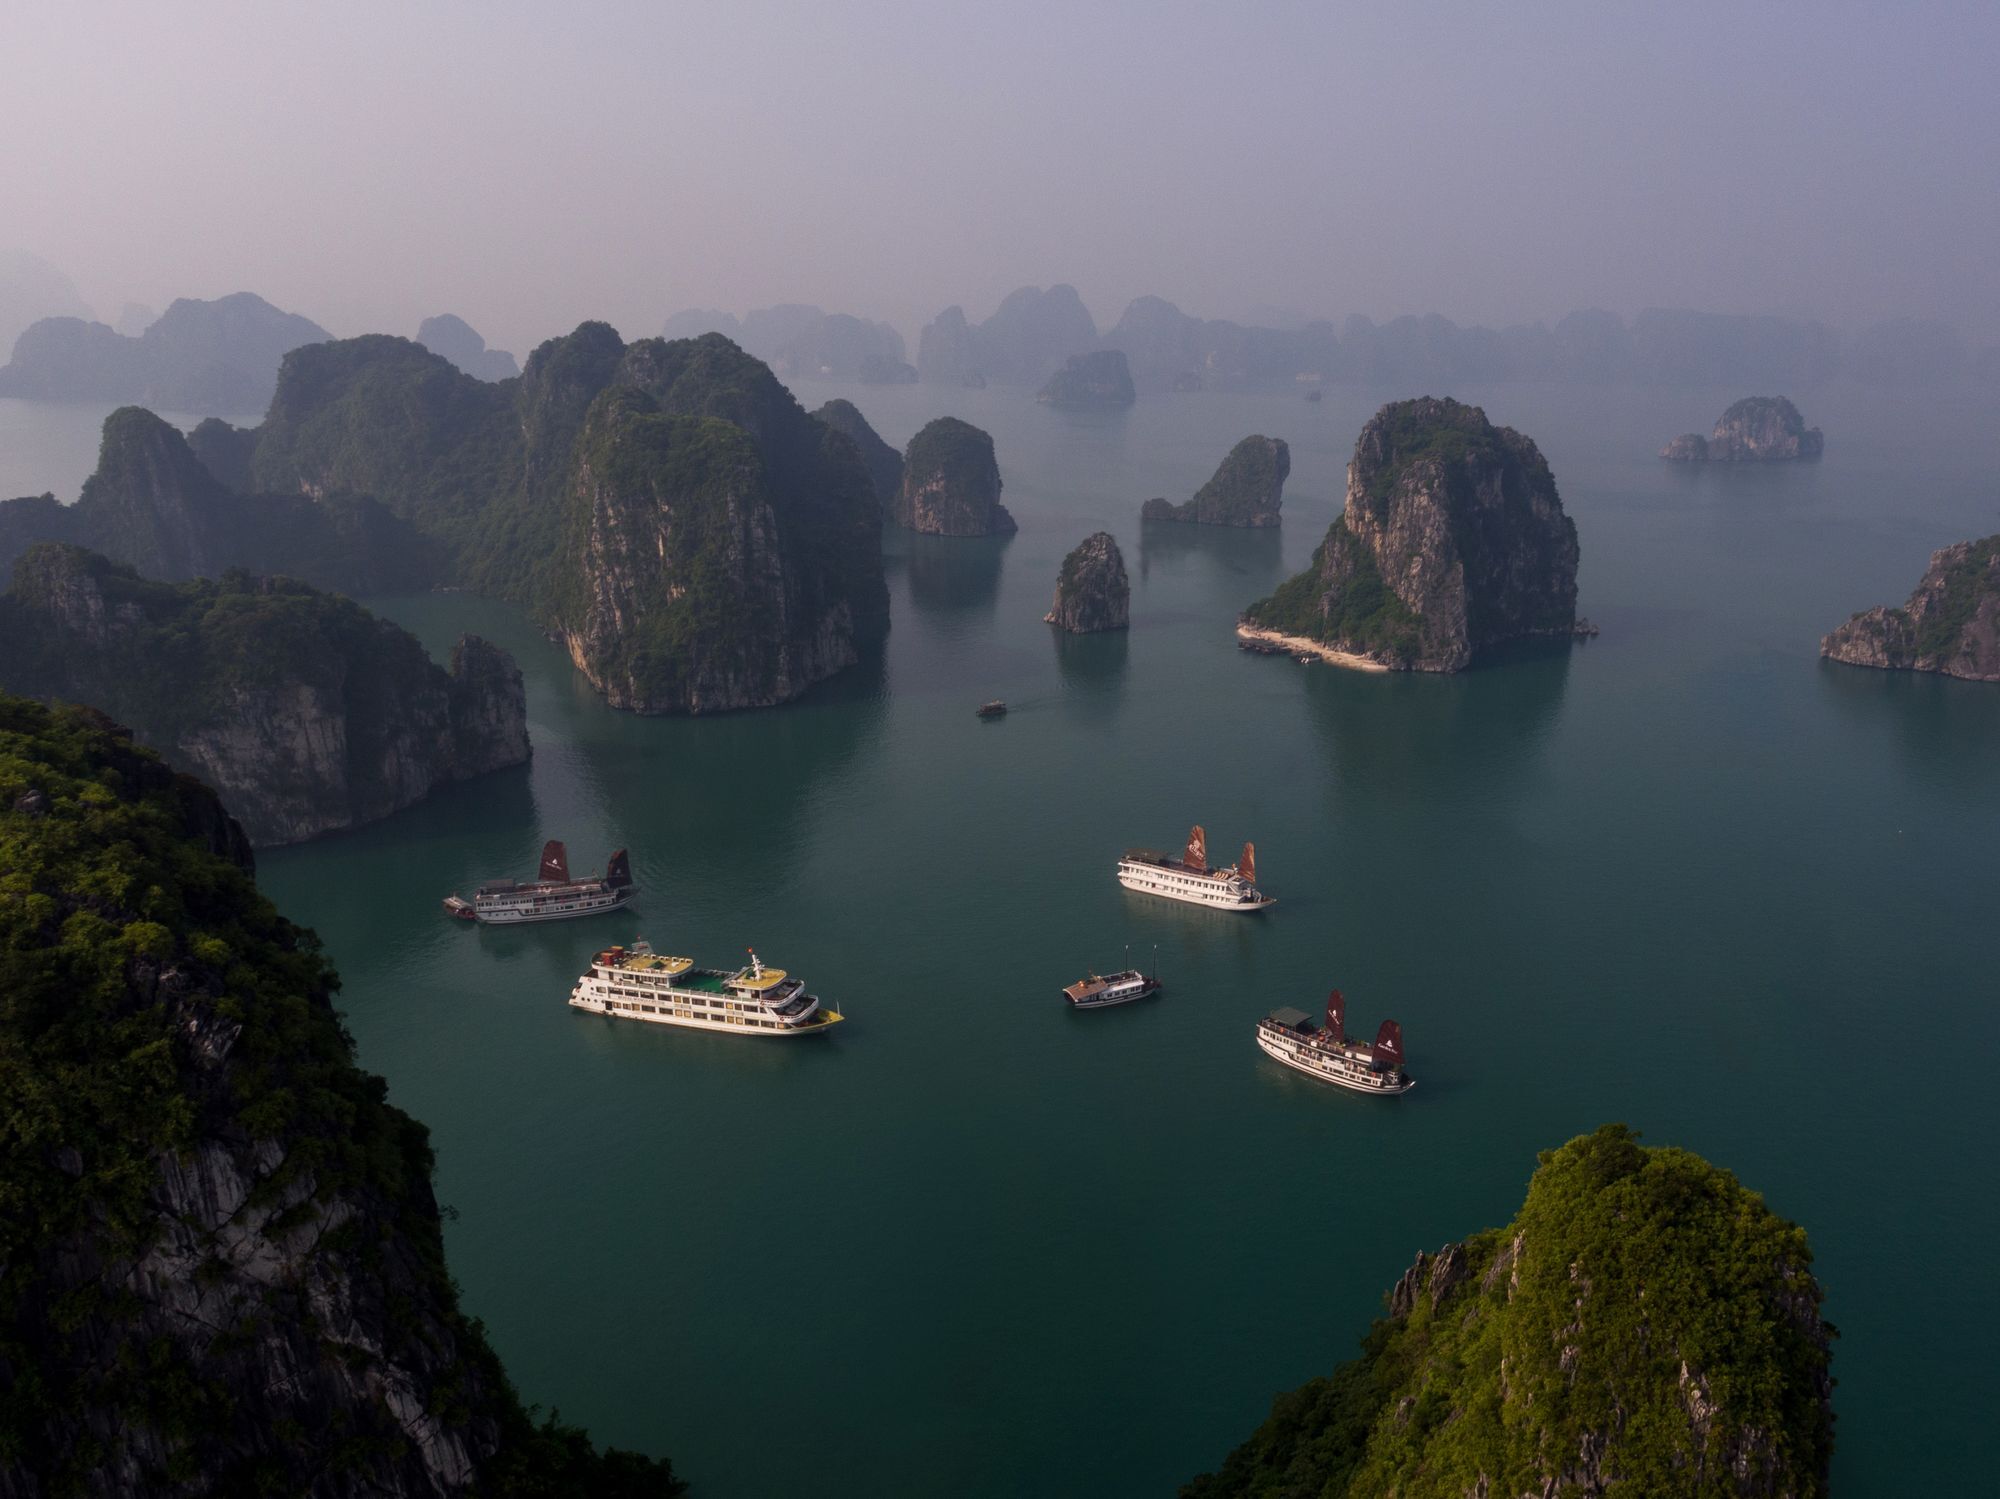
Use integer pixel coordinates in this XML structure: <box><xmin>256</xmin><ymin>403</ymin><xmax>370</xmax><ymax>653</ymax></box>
<box><xmin>1044</xmin><ymin>532</ymin><xmax>1129</xmax><ymax>632</ymax></box>
<box><xmin>245</xmin><ymin>326</ymin><xmax>887</xmax><ymax>711</ymax></box>
<box><xmin>1182</xmin><ymin>1125</ymin><xmax>1834</xmax><ymax>1499</ymax></box>
<box><xmin>1243</xmin><ymin>400</ymin><xmax>1578</xmax><ymax>670</ymax></box>
<box><xmin>0</xmin><ymin>407</ymin><xmax>437</xmax><ymax>595</ymax></box>
<box><xmin>1821</xmin><ymin>536</ymin><xmax>2000</xmax><ymax>680</ymax></box>
<box><xmin>0</xmin><ymin>545</ymin><xmax>528</xmax><ymax>844</ymax></box>
<box><xmin>1037</xmin><ymin>349</ymin><xmax>1136</xmax><ymax>410</ymax></box>
<box><xmin>1662</xmin><ymin>396</ymin><xmax>1824</xmax><ymax>461</ymax></box>
<box><xmin>1142</xmin><ymin>436</ymin><xmax>1288</xmax><ymax>527</ymax></box>
<box><xmin>813</xmin><ymin>398</ymin><xmax>903</xmax><ymax>506</ymax></box>
<box><xmin>0</xmin><ymin>695</ymin><xmax>679</xmax><ymax>1495</ymax></box>
<box><xmin>0</xmin><ymin>292</ymin><xmax>330</xmax><ymax>411</ymax></box>
<box><xmin>892</xmin><ymin>417</ymin><xmax>1016</xmax><ymax>536</ymax></box>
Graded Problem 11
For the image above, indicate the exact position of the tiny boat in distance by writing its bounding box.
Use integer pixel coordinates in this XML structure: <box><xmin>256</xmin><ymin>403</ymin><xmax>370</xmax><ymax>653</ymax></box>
<box><xmin>443</xmin><ymin>841</ymin><xmax>634</xmax><ymax>924</ymax></box>
<box><xmin>1117</xmin><ymin>825</ymin><xmax>1274</xmax><ymax>911</ymax></box>
<box><xmin>568</xmin><ymin>942</ymin><xmax>844</xmax><ymax>1036</ymax></box>
<box><xmin>1062</xmin><ymin>963</ymin><xmax>1162</xmax><ymax>1009</ymax></box>
<box><xmin>977</xmin><ymin>700</ymin><xmax>1007</xmax><ymax>719</ymax></box>
<box><xmin>1255</xmin><ymin>989</ymin><xmax>1412</xmax><ymax>1095</ymax></box>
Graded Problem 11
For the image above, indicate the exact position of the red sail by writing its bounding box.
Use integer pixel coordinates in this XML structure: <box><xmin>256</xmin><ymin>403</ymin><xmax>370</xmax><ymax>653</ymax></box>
<box><xmin>1239</xmin><ymin>842</ymin><xmax>1257</xmax><ymax>884</ymax></box>
<box><xmin>605</xmin><ymin>849</ymin><xmax>632</xmax><ymax>888</ymax></box>
<box><xmin>1374</xmin><ymin>1019</ymin><xmax>1404</xmax><ymax>1068</ymax></box>
<box><xmin>1184</xmin><ymin>824</ymin><xmax>1208</xmax><ymax>872</ymax></box>
<box><xmin>539</xmin><ymin>840</ymin><xmax>570</xmax><ymax>883</ymax></box>
<box><xmin>1325</xmin><ymin>989</ymin><xmax>1345</xmax><ymax>1043</ymax></box>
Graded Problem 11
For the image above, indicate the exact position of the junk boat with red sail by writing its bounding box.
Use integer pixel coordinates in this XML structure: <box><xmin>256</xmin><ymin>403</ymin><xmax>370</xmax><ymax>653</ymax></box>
<box><xmin>442</xmin><ymin>841</ymin><xmax>635</xmax><ymax>924</ymax></box>
<box><xmin>1117</xmin><ymin>825</ymin><xmax>1275</xmax><ymax>911</ymax></box>
<box><xmin>1062</xmin><ymin>949</ymin><xmax>1162</xmax><ymax>1009</ymax></box>
<box><xmin>1255</xmin><ymin>990</ymin><xmax>1413</xmax><ymax>1095</ymax></box>
<box><xmin>568</xmin><ymin>941</ymin><xmax>843</xmax><ymax>1036</ymax></box>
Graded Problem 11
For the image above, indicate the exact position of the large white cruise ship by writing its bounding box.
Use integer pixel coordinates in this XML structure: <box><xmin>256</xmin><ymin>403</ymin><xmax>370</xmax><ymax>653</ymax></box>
<box><xmin>1255</xmin><ymin>990</ymin><xmax>1413</xmax><ymax>1095</ymax></box>
<box><xmin>568</xmin><ymin>941</ymin><xmax>844</xmax><ymax>1036</ymax></box>
<box><xmin>1117</xmin><ymin>825</ymin><xmax>1275</xmax><ymax>911</ymax></box>
<box><xmin>443</xmin><ymin>841</ymin><xmax>635</xmax><ymax>924</ymax></box>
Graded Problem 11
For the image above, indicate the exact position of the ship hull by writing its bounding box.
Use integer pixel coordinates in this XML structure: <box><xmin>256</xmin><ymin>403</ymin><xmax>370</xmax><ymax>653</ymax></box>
<box><xmin>1064</xmin><ymin>979</ymin><xmax>1162</xmax><ymax>1009</ymax></box>
<box><xmin>1255</xmin><ymin>1028</ymin><xmax>1413</xmax><ymax>1095</ymax></box>
<box><xmin>1117</xmin><ymin>863</ymin><xmax>1275</xmax><ymax>912</ymax></box>
<box><xmin>567</xmin><ymin>986</ymin><xmax>842</xmax><ymax>1036</ymax></box>
<box><xmin>471</xmin><ymin>887</ymin><xmax>634</xmax><ymax>924</ymax></box>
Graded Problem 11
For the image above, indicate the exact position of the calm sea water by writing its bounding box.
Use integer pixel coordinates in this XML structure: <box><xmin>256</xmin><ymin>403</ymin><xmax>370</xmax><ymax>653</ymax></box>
<box><xmin>9</xmin><ymin>381</ymin><xmax>1999</xmax><ymax>1494</ymax></box>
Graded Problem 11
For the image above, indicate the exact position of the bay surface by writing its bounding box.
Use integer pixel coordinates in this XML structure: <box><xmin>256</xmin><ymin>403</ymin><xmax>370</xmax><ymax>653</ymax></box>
<box><xmin>10</xmin><ymin>380</ymin><xmax>1998</xmax><ymax>1494</ymax></box>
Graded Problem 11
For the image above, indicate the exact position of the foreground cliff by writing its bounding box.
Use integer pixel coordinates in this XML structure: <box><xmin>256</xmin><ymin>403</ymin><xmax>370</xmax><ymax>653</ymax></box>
<box><xmin>812</xmin><ymin>398</ymin><xmax>903</xmax><ymax>507</ymax></box>
<box><xmin>1243</xmin><ymin>400</ymin><xmax>1578</xmax><ymax>670</ymax></box>
<box><xmin>1663</xmin><ymin>396</ymin><xmax>1824</xmax><ymax>461</ymax></box>
<box><xmin>1045</xmin><ymin>532</ymin><xmax>1129</xmax><ymax>632</ymax></box>
<box><xmin>246</xmin><ymin>327</ymin><xmax>887</xmax><ymax>712</ymax></box>
<box><xmin>0</xmin><ymin>545</ymin><xmax>528</xmax><ymax>844</ymax></box>
<box><xmin>0</xmin><ymin>695</ymin><xmax>678</xmax><ymax>1495</ymax></box>
<box><xmin>0</xmin><ymin>406</ymin><xmax>437</xmax><ymax>594</ymax></box>
<box><xmin>1821</xmin><ymin>535</ymin><xmax>2000</xmax><ymax>680</ymax></box>
<box><xmin>1183</xmin><ymin>1125</ymin><xmax>1833</xmax><ymax>1499</ymax></box>
<box><xmin>892</xmin><ymin>417</ymin><xmax>1016</xmax><ymax>536</ymax></box>
<box><xmin>1143</xmin><ymin>436</ymin><xmax>1288</xmax><ymax>527</ymax></box>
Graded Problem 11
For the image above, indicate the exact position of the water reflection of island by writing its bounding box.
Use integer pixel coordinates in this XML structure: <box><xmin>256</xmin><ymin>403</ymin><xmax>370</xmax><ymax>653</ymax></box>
<box><xmin>1137</xmin><ymin>519</ymin><xmax>1284</xmax><ymax>587</ymax></box>
<box><xmin>1053</xmin><ymin>626</ymin><xmax>1129</xmax><ymax>715</ymax></box>
<box><xmin>888</xmin><ymin>530</ymin><xmax>1013</xmax><ymax>618</ymax></box>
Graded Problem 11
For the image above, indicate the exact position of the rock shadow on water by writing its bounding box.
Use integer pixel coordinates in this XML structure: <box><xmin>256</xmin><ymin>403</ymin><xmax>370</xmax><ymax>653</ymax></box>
<box><xmin>1816</xmin><ymin>655</ymin><xmax>2000</xmax><ymax>790</ymax></box>
<box><xmin>886</xmin><ymin>529</ymin><xmax>1013</xmax><ymax>619</ymax></box>
<box><xmin>1053</xmin><ymin>626</ymin><xmax>1128</xmax><ymax>722</ymax></box>
<box><xmin>1137</xmin><ymin>518</ymin><xmax>1285</xmax><ymax>586</ymax></box>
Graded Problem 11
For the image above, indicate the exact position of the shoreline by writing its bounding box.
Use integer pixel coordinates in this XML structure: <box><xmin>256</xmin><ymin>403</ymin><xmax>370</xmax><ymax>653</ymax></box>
<box><xmin>1235</xmin><ymin>624</ymin><xmax>1391</xmax><ymax>673</ymax></box>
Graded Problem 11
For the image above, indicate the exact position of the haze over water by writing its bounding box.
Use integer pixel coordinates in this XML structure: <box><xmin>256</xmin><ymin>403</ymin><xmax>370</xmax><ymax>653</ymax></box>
<box><xmin>41</xmin><ymin>373</ymin><xmax>1945</xmax><ymax>1495</ymax></box>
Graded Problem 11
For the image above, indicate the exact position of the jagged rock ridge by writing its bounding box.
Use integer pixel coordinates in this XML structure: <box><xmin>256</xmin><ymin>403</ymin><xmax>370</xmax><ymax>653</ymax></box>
<box><xmin>892</xmin><ymin>417</ymin><xmax>1016</xmax><ymax>536</ymax></box>
<box><xmin>0</xmin><ymin>545</ymin><xmax>528</xmax><ymax>844</ymax></box>
<box><xmin>1821</xmin><ymin>535</ymin><xmax>2000</xmax><ymax>680</ymax></box>
<box><xmin>1045</xmin><ymin>532</ymin><xmax>1130</xmax><ymax>632</ymax></box>
<box><xmin>1181</xmin><ymin>1125</ymin><xmax>1834</xmax><ymax>1499</ymax></box>
<box><xmin>1244</xmin><ymin>399</ymin><xmax>1578</xmax><ymax>670</ymax></box>
<box><xmin>1143</xmin><ymin>436</ymin><xmax>1288</xmax><ymax>527</ymax></box>
<box><xmin>1663</xmin><ymin>395</ymin><xmax>1824</xmax><ymax>461</ymax></box>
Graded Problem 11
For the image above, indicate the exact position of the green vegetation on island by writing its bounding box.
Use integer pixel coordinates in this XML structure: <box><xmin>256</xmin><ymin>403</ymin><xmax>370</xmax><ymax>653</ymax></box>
<box><xmin>0</xmin><ymin>694</ymin><xmax>679</xmax><ymax>1495</ymax></box>
<box><xmin>893</xmin><ymin>416</ymin><xmax>1016</xmax><ymax>536</ymax></box>
<box><xmin>1183</xmin><ymin>1125</ymin><xmax>1834</xmax><ymax>1499</ymax></box>
<box><xmin>1821</xmin><ymin>534</ymin><xmax>2000</xmax><ymax>680</ymax></box>
<box><xmin>1142</xmin><ymin>435</ymin><xmax>1289</xmax><ymax>527</ymax></box>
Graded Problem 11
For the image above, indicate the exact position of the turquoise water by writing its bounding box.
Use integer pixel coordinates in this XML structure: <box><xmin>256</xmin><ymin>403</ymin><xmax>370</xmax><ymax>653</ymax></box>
<box><xmin>14</xmin><ymin>381</ymin><xmax>2000</xmax><ymax>1493</ymax></box>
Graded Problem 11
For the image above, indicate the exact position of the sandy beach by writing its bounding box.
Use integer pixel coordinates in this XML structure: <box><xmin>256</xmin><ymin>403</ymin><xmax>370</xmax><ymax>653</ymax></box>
<box><xmin>1235</xmin><ymin>624</ymin><xmax>1392</xmax><ymax>673</ymax></box>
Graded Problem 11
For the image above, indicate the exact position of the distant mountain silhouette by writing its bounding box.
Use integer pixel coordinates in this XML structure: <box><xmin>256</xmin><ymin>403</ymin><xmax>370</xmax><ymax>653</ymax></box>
<box><xmin>0</xmin><ymin>248</ymin><xmax>92</xmax><ymax>360</ymax></box>
<box><xmin>415</xmin><ymin>314</ymin><xmax>519</xmax><ymax>380</ymax></box>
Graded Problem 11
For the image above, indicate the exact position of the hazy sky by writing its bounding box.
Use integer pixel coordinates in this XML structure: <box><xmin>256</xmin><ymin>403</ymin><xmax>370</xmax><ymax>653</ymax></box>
<box><xmin>5</xmin><ymin>0</ymin><xmax>1996</xmax><ymax>354</ymax></box>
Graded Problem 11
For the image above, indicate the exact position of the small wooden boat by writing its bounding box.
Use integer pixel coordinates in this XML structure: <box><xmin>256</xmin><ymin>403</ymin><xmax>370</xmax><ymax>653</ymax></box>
<box><xmin>976</xmin><ymin>700</ymin><xmax>1007</xmax><ymax>719</ymax></box>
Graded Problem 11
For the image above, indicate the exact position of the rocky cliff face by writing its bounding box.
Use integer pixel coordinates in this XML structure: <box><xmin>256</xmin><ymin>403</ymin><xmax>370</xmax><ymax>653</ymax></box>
<box><xmin>0</xmin><ymin>695</ymin><xmax>678</xmax><ymax>1496</ymax></box>
<box><xmin>1142</xmin><ymin>435</ymin><xmax>1289</xmax><ymax>527</ymax></box>
<box><xmin>0</xmin><ymin>546</ymin><xmax>528</xmax><ymax>844</ymax></box>
<box><xmin>813</xmin><ymin>398</ymin><xmax>904</xmax><ymax>507</ymax></box>
<box><xmin>1037</xmin><ymin>349</ymin><xmax>1136</xmax><ymax>409</ymax></box>
<box><xmin>1664</xmin><ymin>395</ymin><xmax>1824</xmax><ymax>461</ymax></box>
<box><xmin>1182</xmin><ymin>1126</ymin><xmax>1834</xmax><ymax>1499</ymax></box>
<box><xmin>0</xmin><ymin>407</ymin><xmax>438</xmax><ymax>595</ymax></box>
<box><xmin>248</xmin><ymin>326</ymin><xmax>887</xmax><ymax>712</ymax></box>
<box><xmin>1044</xmin><ymin>531</ymin><xmax>1130</xmax><ymax>632</ymax></box>
<box><xmin>893</xmin><ymin>417</ymin><xmax>1016</xmax><ymax>536</ymax></box>
<box><xmin>1244</xmin><ymin>400</ymin><xmax>1578</xmax><ymax>670</ymax></box>
<box><xmin>1822</xmin><ymin>536</ymin><xmax>2000</xmax><ymax>680</ymax></box>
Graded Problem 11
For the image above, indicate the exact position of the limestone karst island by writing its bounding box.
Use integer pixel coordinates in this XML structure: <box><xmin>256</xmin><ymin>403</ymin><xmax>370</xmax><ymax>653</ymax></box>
<box><xmin>9</xmin><ymin>5</ymin><xmax>2000</xmax><ymax>1496</ymax></box>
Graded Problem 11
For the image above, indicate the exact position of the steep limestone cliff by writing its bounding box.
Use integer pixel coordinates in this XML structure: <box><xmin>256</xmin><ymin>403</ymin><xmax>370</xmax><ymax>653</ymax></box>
<box><xmin>1663</xmin><ymin>396</ymin><xmax>1824</xmax><ymax>461</ymax></box>
<box><xmin>813</xmin><ymin>398</ymin><xmax>904</xmax><ymax>507</ymax></box>
<box><xmin>1036</xmin><ymin>349</ymin><xmax>1136</xmax><ymax>410</ymax></box>
<box><xmin>1143</xmin><ymin>435</ymin><xmax>1289</xmax><ymax>527</ymax></box>
<box><xmin>0</xmin><ymin>545</ymin><xmax>528</xmax><ymax>844</ymax></box>
<box><xmin>1821</xmin><ymin>536</ymin><xmax>2000</xmax><ymax>680</ymax></box>
<box><xmin>1243</xmin><ymin>400</ymin><xmax>1578</xmax><ymax>670</ymax></box>
<box><xmin>0</xmin><ymin>407</ymin><xmax>438</xmax><ymax>596</ymax></box>
<box><xmin>1044</xmin><ymin>531</ymin><xmax>1130</xmax><ymax>632</ymax></box>
<box><xmin>893</xmin><ymin>417</ymin><xmax>1016</xmax><ymax>536</ymax></box>
<box><xmin>1182</xmin><ymin>1125</ymin><xmax>1834</xmax><ymax>1499</ymax></box>
<box><xmin>0</xmin><ymin>695</ymin><xmax>678</xmax><ymax>1495</ymax></box>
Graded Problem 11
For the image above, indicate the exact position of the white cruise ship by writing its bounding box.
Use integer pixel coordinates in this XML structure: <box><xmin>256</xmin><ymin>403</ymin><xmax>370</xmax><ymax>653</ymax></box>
<box><xmin>568</xmin><ymin>941</ymin><xmax>844</xmax><ymax>1036</ymax></box>
<box><xmin>1255</xmin><ymin>990</ymin><xmax>1412</xmax><ymax>1095</ymax></box>
<box><xmin>1117</xmin><ymin>825</ymin><xmax>1274</xmax><ymax>911</ymax></box>
<box><xmin>443</xmin><ymin>841</ymin><xmax>635</xmax><ymax>924</ymax></box>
